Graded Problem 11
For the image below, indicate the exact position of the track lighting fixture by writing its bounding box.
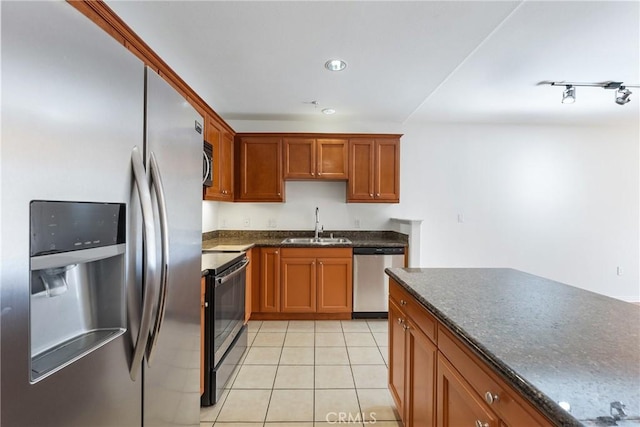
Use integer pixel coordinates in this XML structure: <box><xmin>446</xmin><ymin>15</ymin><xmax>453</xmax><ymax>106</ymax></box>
<box><xmin>562</xmin><ymin>85</ymin><xmax>576</xmax><ymax>104</ymax></box>
<box><xmin>541</xmin><ymin>81</ymin><xmax>639</xmax><ymax>105</ymax></box>
<box><xmin>615</xmin><ymin>86</ymin><xmax>632</xmax><ymax>105</ymax></box>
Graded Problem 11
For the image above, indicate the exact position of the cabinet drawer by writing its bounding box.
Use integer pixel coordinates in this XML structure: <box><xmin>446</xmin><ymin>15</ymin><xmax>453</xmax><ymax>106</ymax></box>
<box><xmin>389</xmin><ymin>280</ymin><xmax>437</xmax><ymax>343</ymax></box>
<box><xmin>438</xmin><ymin>326</ymin><xmax>551</xmax><ymax>427</ymax></box>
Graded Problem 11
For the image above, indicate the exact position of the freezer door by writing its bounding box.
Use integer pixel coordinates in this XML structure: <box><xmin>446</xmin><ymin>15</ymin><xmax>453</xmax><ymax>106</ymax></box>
<box><xmin>1</xmin><ymin>2</ymin><xmax>144</xmax><ymax>426</ymax></box>
<box><xmin>143</xmin><ymin>68</ymin><xmax>203</xmax><ymax>426</ymax></box>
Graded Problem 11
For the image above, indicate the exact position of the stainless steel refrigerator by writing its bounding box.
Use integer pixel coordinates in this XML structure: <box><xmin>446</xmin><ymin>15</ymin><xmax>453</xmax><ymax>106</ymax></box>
<box><xmin>1</xmin><ymin>2</ymin><xmax>203</xmax><ymax>426</ymax></box>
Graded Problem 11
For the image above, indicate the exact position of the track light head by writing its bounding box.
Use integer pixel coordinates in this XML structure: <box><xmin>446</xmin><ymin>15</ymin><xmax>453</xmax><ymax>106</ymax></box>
<box><xmin>615</xmin><ymin>86</ymin><xmax>632</xmax><ymax>105</ymax></box>
<box><xmin>562</xmin><ymin>85</ymin><xmax>576</xmax><ymax>104</ymax></box>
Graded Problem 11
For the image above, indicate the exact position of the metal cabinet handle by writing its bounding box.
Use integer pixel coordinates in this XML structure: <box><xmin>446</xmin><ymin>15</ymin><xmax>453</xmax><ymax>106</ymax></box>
<box><xmin>376</xmin><ymin>193</ymin><xmax>380</xmax><ymax>197</ymax></box>
<box><xmin>484</xmin><ymin>392</ymin><xmax>499</xmax><ymax>405</ymax></box>
<box><xmin>129</xmin><ymin>146</ymin><xmax>157</xmax><ymax>381</ymax></box>
<box><xmin>202</xmin><ymin>151</ymin><xmax>211</xmax><ymax>185</ymax></box>
<box><xmin>475</xmin><ymin>421</ymin><xmax>489</xmax><ymax>427</ymax></box>
<box><xmin>397</xmin><ymin>318</ymin><xmax>404</xmax><ymax>324</ymax></box>
<box><xmin>403</xmin><ymin>324</ymin><xmax>410</xmax><ymax>331</ymax></box>
<box><xmin>146</xmin><ymin>152</ymin><xmax>170</xmax><ymax>365</ymax></box>
<box><xmin>204</xmin><ymin>302</ymin><xmax>208</xmax><ymax>308</ymax></box>
<box><xmin>400</xmin><ymin>299</ymin><xmax>407</xmax><ymax>306</ymax></box>
<box><xmin>369</xmin><ymin>193</ymin><xmax>373</xmax><ymax>197</ymax></box>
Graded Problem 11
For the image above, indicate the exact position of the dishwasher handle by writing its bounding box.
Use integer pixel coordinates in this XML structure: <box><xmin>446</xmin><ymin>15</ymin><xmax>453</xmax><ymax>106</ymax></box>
<box><xmin>353</xmin><ymin>247</ymin><xmax>405</xmax><ymax>255</ymax></box>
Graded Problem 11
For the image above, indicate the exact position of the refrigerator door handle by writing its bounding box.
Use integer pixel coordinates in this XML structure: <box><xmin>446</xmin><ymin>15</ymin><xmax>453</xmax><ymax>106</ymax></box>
<box><xmin>129</xmin><ymin>146</ymin><xmax>158</xmax><ymax>381</ymax></box>
<box><xmin>146</xmin><ymin>151</ymin><xmax>170</xmax><ymax>365</ymax></box>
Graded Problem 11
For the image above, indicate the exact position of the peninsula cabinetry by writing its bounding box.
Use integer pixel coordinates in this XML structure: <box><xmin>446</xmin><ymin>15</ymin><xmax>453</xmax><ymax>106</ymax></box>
<box><xmin>348</xmin><ymin>137</ymin><xmax>400</xmax><ymax>203</ymax></box>
<box><xmin>235</xmin><ymin>136</ymin><xmax>283</xmax><ymax>202</ymax></box>
<box><xmin>389</xmin><ymin>282</ymin><xmax>437</xmax><ymax>427</ymax></box>
<box><xmin>388</xmin><ymin>279</ymin><xmax>552</xmax><ymax>427</ymax></box>
<box><xmin>283</xmin><ymin>137</ymin><xmax>348</xmax><ymax>180</ymax></box>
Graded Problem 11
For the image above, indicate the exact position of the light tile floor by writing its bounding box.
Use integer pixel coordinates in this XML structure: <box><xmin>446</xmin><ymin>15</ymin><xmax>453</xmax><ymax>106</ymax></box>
<box><xmin>200</xmin><ymin>319</ymin><xmax>401</xmax><ymax>427</ymax></box>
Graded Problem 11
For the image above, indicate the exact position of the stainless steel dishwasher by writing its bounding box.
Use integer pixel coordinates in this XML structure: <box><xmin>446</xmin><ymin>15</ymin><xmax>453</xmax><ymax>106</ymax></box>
<box><xmin>353</xmin><ymin>247</ymin><xmax>405</xmax><ymax>318</ymax></box>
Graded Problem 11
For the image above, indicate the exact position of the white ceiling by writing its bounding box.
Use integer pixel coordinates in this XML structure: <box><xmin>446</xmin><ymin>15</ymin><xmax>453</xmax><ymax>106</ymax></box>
<box><xmin>106</xmin><ymin>1</ymin><xmax>640</xmax><ymax>126</ymax></box>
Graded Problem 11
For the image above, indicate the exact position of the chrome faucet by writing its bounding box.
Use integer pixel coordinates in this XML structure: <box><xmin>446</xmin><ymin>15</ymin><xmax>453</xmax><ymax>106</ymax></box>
<box><xmin>610</xmin><ymin>401</ymin><xmax>627</xmax><ymax>419</ymax></box>
<box><xmin>314</xmin><ymin>206</ymin><xmax>323</xmax><ymax>239</ymax></box>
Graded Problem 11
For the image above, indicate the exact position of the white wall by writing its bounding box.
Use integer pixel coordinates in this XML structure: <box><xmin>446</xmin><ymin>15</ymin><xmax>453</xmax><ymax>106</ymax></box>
<box><xmin>401</xmin><ymin>122</ymin><xmax>639</xmax><ymax>302</ymax></box>
<box><xmin>204</xmin><ymin>119</ymin><xmax>640</xmax><ymax>301</ymax></box>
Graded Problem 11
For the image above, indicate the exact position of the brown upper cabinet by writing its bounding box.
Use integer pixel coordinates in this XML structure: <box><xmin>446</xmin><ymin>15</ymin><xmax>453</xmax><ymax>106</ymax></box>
<box><xmin>235</xmin><ymin>135</ymin><xmax>284</xmax><ymax>202</ymax></box>
<box><xmin>348</xmin><ymin>137</ymin><xmax>400</xmax><ymax>203</ymax></box>
<box><xmin>203</xmin><ymin>115</ymin><xmax>234</xmax><ymax>201</ymax></box>
<box><xmin>283</xmin><ymin>137</ymin><xmax>348</xmax><ymax>180</ymax></box>
<box><xmin>69</xmin><ymin>4</ymin><xmax>404</xmax><ymax>205</ymax></box>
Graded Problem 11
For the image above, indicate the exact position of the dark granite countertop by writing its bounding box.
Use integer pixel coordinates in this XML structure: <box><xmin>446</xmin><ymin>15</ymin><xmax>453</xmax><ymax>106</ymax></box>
<box><xmin>385</xmin><ymin>267</ymin><xmax>640</xmax><ymax>426</ymax></box>
<box><xmin>202</xmin><ymin>230</ymin><xmax>408</xmax><ymax>251</ymax></box>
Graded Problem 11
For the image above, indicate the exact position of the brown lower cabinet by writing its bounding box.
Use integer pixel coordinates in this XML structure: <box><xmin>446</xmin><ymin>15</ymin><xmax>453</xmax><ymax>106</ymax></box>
<box><xmin>244</xmin><ymin>248</ymin><xmax>253</xmax><ymax>323</ymax></box>
<box><xmin>389</xmin><ymin>296</ymin><xmax>437</xmax><ymax>427</ymax></box>
<box><xmin>252</xmin><ymin>247</ymin><xmax>352</xmax><ymax>318</ymax></box>
<box><xmin>200</xmin><ymin>276</ymin><xmax>206</xmax><ymax>396</ymax></box>
<box><xmin>389</xmin><ymin>279</ymin><xmax>552</xmax><ymax>427</ymax></box>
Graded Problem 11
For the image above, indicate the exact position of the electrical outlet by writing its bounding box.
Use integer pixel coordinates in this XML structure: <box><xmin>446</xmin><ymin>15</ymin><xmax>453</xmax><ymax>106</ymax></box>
<box><xmin>457</xmin><ymin>213</ymin><xmax>464</xmax><ymax>223</ymax></box>
<box><xmin>617</xmin><ymin>266</ymin><xmax>624</xmax><ymax>276</ymax></box>
<box><xmin>243</xmin><ymin>218</ymin><xmax>250</xmax><ymax>228</ymax></box>
<box><xmin>354</xmin><ymin>218</ymin><xmax>361</xmax><ymax>229</ymax></box>
<box><xmin>268</xmin><ymin>218</ymin><xmax>277</xmax><ymax>228</ymax></box>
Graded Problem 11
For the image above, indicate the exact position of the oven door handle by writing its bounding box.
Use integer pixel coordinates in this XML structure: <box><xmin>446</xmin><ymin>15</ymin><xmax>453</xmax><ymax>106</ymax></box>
<box><xmin>215</xmin><ymin>259</ymin><xmax>250</xmax><ymax>287</ymax></box>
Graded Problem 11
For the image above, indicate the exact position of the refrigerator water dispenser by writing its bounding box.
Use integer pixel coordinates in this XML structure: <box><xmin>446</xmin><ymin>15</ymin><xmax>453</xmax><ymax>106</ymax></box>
<box><xmin>29</xmin><ymin>201</ymin><xmax>127</xmax><ymax>382</ymax></box>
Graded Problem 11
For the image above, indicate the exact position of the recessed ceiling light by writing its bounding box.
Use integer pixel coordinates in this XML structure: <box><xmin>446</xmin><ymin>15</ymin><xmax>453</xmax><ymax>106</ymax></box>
<box><xmin>321</xmin><ymin>108</ymin><xmax>336</xmax><ymax>115</ymax></box>
<box><xmin>324</xmin><ymin>59</ymin><xmax>346</xmax><ymax>72</ymax></box>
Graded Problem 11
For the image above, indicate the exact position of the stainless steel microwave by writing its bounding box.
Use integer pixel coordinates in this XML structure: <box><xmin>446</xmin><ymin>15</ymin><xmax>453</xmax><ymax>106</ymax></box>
<box><xmin>203</xmin><ymin>141</ymin><xmax>213</xmax><ymax>187</ymax></box>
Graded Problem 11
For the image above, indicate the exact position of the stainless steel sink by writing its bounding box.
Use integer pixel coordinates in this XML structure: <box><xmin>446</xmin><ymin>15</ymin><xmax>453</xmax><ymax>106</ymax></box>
<box><xmin>281</xmin><ymin>237</ymin><xmax>352</xmax><ymax>245</ymax></box>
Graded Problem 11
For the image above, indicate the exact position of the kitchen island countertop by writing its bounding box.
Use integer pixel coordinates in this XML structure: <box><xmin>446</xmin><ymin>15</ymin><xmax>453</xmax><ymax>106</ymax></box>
<box><xmin>385</xmin><ymin>267</ymin><xmax>640</xmax><ymax>426</ymax></box>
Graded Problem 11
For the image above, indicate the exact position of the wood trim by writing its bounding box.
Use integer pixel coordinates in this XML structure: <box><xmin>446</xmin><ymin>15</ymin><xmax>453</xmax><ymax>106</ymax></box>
<box><xmin>249</xmin><ymin>312</ymin><xmax>352</xmax><ymax>321</ymax></box>
<box><xmin>237</xmin><ymin>132</ymin><xmax>403</xmax><ymax>139</ymax></box>
<box><xmin>67</xmin><ymin>0</ymin><xmax>234</xmax><ymax>135</ymax></box>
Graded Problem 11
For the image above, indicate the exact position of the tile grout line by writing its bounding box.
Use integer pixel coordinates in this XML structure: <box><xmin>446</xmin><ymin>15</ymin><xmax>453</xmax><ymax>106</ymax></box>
<box><xmin>263</xmin><ymin>320</ymin><xmax>288</xmax><ymax>425</ymax></box>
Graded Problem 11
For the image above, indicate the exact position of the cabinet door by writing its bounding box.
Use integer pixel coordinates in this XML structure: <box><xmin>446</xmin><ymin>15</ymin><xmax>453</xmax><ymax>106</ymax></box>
<box><xmin>283</xmin><ymin>137</ymin><xmax>315</xmax><ymax>179</ymax></box>
<box><xmin>237</xmin><ymin>137</ymin><xmax>283</xmax><ymax>201</ymax></box>
<box><xmin>406</xmin><ymin>320</ymin><xmax>437</xmax><ymax>427</ymax></box>
<box><xmin>348</xmin><ymin>138</ymin><xmax>375</xmax><ymax>201</ymax></box>
<box><xmin>388</xmin><ymin>299</ymin><xmax>406</xmax><ymax>416</ymax></box>
<box><xmin>244</xmin><ymin>248</ymin><xmax>253</xmax><ymax>323</ymax></box>
<box><xmin>375</xmin><ymin>138</ymin><xmax>400</xmax><ymax>202</ymax></box>
<box><xmin>281</xmin><ymin>257</ymin><xmax>316</xmax><ymax>312</ymax></box>
<box><xmin>316</xmin><ymin>257</ymin><xmax>352</xmax><ymax>313</ymax></box>
<box><xmin>219</xmin><ymin>130</ymin><xmax>234</xmax><ymax>200</ymax></box>
<box><xmin>437</xmin><ymin>354</ymin><xmax>498</xmax><ymax>427</ymax></box>
<box><xmin>317</xmin><ymin>138</ymin><xmax>348</xmax><ymax>180</ymax></box>
<box><xmin>203</xmin><ymin>116</ymin><xmax>222</xmax><ymax>200</ymax></box>
<box><xmin>259</xmin><ymin>248</ymin><xmax>281</xmax><ymax>312</ymax></box>
<box><xmin>200</xmin><ymin>276</ymin><xmax>206</xmax><ymax>395</ymax></box>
